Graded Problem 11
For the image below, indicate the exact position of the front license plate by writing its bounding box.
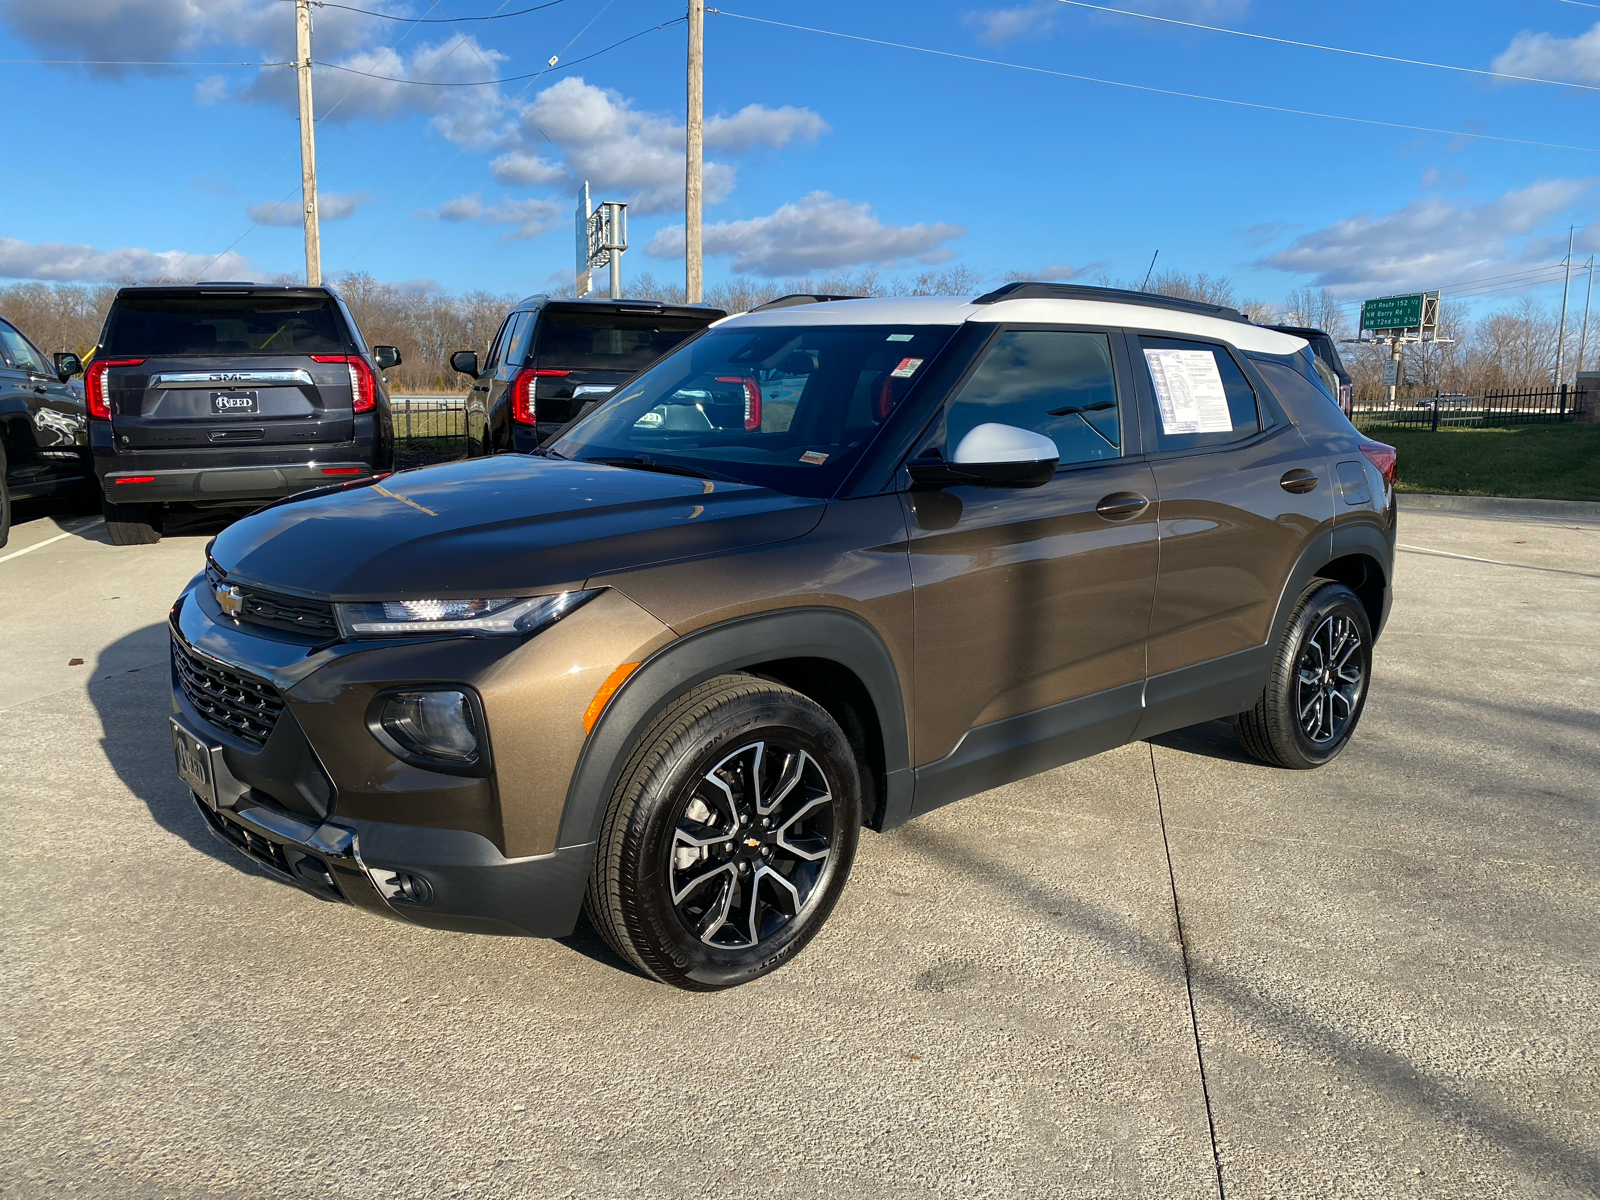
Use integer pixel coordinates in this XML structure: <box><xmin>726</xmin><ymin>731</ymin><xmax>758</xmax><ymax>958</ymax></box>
<box><xmin>209</xmin><ymin>390</ymin><xmax>259</xmax><ymax>415</ymax></box>
<box><xmin>172</xmin><ymin>719</ymin><xmax>218</xmax><ymax>807</ymax></box>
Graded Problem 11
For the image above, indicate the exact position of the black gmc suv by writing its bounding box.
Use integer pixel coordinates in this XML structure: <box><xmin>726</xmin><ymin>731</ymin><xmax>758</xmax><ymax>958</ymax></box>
<box><xmin>88</xmin><ymin>285</ymin><xmax>398</xmax><ymax>545</ymax></box>
<box><xmin>452</xmin><ymin>296</ymin><xmax>725</xmax><ymax>455</ymax></box>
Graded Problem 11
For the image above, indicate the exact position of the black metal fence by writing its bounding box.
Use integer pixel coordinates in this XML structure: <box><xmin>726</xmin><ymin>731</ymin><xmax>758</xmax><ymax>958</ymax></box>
<box><xmin>1353</xmin><ymin>385</ymin><xmax>1592</xmax><ymax>432</ymax></box>
<box><xmin>391</xmin><ymin>394</ymin><xmax>468</xmax><ymax>469</ymax></box>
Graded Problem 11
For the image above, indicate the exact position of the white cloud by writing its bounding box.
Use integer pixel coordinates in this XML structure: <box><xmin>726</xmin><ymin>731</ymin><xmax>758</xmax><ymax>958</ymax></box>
<box><xmin>0</xmin><ymin>235</ymin><xmax>254</xmax><ymax>283</ymax></box>
<box><xmin>194</xmin><ymin>74</ymin><xmax>229</xmax><ymax>105</ymax></box>
<box><xmin>1012</xmin><ymin>261</ymin><xmax>1105</xmax><ymax>282</ymax></box>
<box><xmin>248</xmin><ymin>190</ymin><xmax>370</xmax><ymax>226</ymax></box>
<box><xmin>488</xmin><ymin>151</ymin><xmax>566</xmax><ymax>187</ymax></box>
<box><xmin>704</xmin><ymin>104</ymin><xmax>829</xmax><ymax>153</ymax></box>
<box><xmin>966</xmin><ymin>0</ymin><xmax>1250</xmax><ymax>44</ymax></box>
<box><xmin>419</xmin><ymin>192</ymin><xmax>562</xmax><ymax>240</ymax></box>
<box><xmin>1492</xmin><ymin>21</ymin><xmax>1600</xmax><ymax>86</ymax></box>
<box><xmin>647</xmin><ymin>192</ymin><xmax>966</xmax><ymax>277</ymax></box>
<box><xmin>1258</xmin><ymin>179</ymin><xmax>1595</xmax><ymax>296</ymax></box>
<box><xmin>965</xmin><ymin>3</ymin><xmax>1057</xmax><ymax>45</ymax></box>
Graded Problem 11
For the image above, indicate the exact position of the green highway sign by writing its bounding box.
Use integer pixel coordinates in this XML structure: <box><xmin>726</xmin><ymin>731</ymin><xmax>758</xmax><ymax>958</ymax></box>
<box><xmin>1361</xmin><ymin>293</ymin><xmax>1425</xmax><ymax>332</ymax></box>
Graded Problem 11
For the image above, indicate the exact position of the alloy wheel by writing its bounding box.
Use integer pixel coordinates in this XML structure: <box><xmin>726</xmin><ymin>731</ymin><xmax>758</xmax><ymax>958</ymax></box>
<box><xmin>669</xmin><ymin>740</ymin><xmax>835</xmax><ymax>950</ymax></box>
<box><xmin>1296</xmin><ymin>613</ymin><xmax>1364</xmax><ymax>744</ymax></box>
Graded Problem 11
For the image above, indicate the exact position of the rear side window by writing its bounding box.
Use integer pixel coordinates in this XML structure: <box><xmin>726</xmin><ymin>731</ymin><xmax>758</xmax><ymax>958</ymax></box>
<box><xmin>940</xmin><ymin>329</ymin><xmax>1122</xmax><ymax>467</ymax></box>
<box><xmin>532</xmin><ymin>310</ymin><xmax>709</xmax><ymax>372</ymax></box>
<box><xmin>0</xmin><ymin>320</ymin><xmax>52</xmax><ymax>375</ymax></box>
<box><xmin>505</xmin><ymin>311</ymin><xmax>536</xmax><ymax>367</ymax></box>
<box><xmin>103</xmin><ymin>292</ymin><xmax>348</xmax><ymax>356</ymax></box>
<box><xmin>1137</xmin><ymin>336</ymin><xmax>1261</xmax><ymax>452</ymax></box>
<box><xmin>1253</xmin><ymin>358</ymin><xmax>1341</xmax><ymax>421</ymax></box>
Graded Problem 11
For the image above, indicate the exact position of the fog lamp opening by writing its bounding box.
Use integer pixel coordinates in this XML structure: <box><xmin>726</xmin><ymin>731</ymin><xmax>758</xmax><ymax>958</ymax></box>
<box><xmin>374</xmin><ymin>689</ymin><xmax>482</xmax><ymax>767</ymax></box>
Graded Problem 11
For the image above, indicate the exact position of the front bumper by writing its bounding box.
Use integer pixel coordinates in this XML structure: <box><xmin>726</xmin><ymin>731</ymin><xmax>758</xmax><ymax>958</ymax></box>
<box><xmin>177</xmin><ymin>709</ymin><xmax>594</xmax><ymax>937</ymax></box>
<box><xmin>102</xmin><ymin>461</ymin><xmax>374</xmax><ymax>504</ymax></box>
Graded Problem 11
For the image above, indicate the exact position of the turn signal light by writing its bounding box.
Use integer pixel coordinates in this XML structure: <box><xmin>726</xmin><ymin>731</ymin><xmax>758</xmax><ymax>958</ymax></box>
<box><xmin>584</xmin><ymin>662</ymin><xmax>640</xmax><ymax>734</ymax></box>
<box><xmin>311</xmin><ymin>354</ymin><xmax>376</xmax><ymax>413</ymax></box>
<box><xmin>85</xmin><ymin>358</ymin><xmax>145</xmax><ymax>420</ymax></box>
<box><xmin>1359</xmin><ymin>440</ymin><xmax>1398</xmax><ymax>489</ymax></box>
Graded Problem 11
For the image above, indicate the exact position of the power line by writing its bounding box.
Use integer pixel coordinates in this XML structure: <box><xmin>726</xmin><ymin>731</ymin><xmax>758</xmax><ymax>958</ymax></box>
<box><xmin>709</xmin><ymin>10</ymin><xmax>1600</xmax><ymax>155</ymax></box>
<box><xmin>312</xmin><ymin>17</ymin><xmax>680</xmax><ymax>85</ymax></box>
<box><xmin>1051</xmin><ymin>1</ymin><xmax>1600</xmax><ymax>94</ymax></box>
<box><xmin>0</xmin><ymin>59</ymin><xmax>292</xmax><ymax>67</ymax></box>
<box><xmin>283</xmin><ymin>0</ymin><xmax>568</xmax><ymax>20</ymax></box>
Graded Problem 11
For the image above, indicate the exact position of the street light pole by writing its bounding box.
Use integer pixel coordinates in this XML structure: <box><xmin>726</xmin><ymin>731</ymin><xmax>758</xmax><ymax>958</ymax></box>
<box><xmin>1554</xmin><ymin>226</ymin><xmax>1574</xmax><ymax>385</ymax></box>
<box><xmin>296</xmin><ymin>0</ymin><xmax>322</xmax><ymax>286</ymax></box>
<box><xmin>685</xmin><ymin>0</ymin><xmax>703</xmax><ymax>304</ymax></box>
<box><xmin>1577</xmin><ymin>256</ymin><xmax>1594</xmax><ymax>377</ymax></box>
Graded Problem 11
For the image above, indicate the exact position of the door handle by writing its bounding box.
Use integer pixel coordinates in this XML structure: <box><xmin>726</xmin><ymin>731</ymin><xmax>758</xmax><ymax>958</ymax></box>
<box><xmin>1095</xmin><ymin>492</ymin><xmax>1149</xmax><ymax>520</ymax></box>
<box><xmin>1280</xmin><ymin>468</ymin><xmax>1319</xmax><ymax>494</ymax></box>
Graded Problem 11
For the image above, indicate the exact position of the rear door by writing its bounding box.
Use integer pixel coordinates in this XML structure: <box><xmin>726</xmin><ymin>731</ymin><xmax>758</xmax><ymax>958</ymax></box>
<box><xmin>99</xmin><ymin>290</ymin><xmax>358</xmax><ymax>453</ymax></box>
<box><xmin>1130</xmin><ymin>334</ymin><xmax>1333</xmax><ymax>733</ymax></box>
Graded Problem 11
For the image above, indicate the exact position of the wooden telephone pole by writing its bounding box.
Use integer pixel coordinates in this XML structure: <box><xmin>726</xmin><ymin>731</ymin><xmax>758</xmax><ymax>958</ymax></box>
<box><xmin>685</xmin><ymin>0</ymin><xmax>703</xmax><ymax>303</ymax></box>
<box><xmin>296</xmin><ymin>0</ymin><xmax>322</xmax><ymax>286</ymax></box>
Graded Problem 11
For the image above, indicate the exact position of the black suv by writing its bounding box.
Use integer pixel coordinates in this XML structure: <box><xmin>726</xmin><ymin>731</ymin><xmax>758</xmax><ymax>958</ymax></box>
<box><xmin>0</xmin><ymin>314</ymin><xmax>90</xmax><ymax>548</ymax></box>
<box><xmin>453</xmin><ymin>296</ymin><xmax>725</xmax><ymax>455</ymax></box>
<box><xmin>1270</xmin><ymin>324</ymin><xmax>1352</xmax><ymax>415</ymax></box>
<box><xmin>87</xmin><ymin>285</ymin><xmax>398</xmax><ymax>545</ymax></box>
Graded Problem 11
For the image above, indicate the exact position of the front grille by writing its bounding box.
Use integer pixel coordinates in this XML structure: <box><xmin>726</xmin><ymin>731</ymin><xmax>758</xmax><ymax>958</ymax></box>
<box><xmin>208</xmin><ymin>564</ymin><xmax>337</xmax><ymax>637</ymax></box>
<box><xmin>173</xmin><ymin>641</ymin><xmax>284</xmax><ymax>746</ymax></box>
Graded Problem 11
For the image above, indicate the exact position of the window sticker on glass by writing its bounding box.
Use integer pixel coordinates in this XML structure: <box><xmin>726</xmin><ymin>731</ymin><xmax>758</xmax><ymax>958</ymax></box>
<box><xmin>889</xmin><ymin>357</ymin><xmax>923</xmax><ymax>378</ymax></box>
<box><xmin>800</xmin><ymin>450</ymin><xmax>829</xmax><ymax>465</ymax></box>
<box><xmin>887</xmin><ymin>333</ymin><xmax>915</xmax><ymax>342</ymax></box>
<box><xmin>1144</xmin><ymin>349</ymin><xmax>1234</xmax><ymax>435</ymax></box>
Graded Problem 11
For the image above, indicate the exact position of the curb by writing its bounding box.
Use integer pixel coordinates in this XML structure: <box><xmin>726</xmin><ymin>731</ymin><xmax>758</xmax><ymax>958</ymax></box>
<box><xmin>1398</xmin><ymin>493</ymin><xmax>1600</xmax><ymax>520</ymax></box>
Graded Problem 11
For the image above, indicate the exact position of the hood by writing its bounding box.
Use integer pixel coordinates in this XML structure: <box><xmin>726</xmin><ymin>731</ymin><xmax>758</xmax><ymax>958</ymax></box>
<box><xmin>210</xmin><ymin>456</ymin><xmax>824</xmax><ymax>599</ymax></box>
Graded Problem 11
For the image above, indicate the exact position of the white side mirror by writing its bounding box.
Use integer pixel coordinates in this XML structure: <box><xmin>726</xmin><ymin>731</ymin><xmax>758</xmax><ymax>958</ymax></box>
<box><xmin>952</xmin><ymin>423</ymin><xmax>1060</xmax><ymax>467</ymax></box>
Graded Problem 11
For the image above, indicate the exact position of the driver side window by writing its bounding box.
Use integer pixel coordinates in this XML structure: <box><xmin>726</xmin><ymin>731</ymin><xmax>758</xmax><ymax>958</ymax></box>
<box><xmin>940</xmin><ymin>329</ymin><xmax>1122</xmax><ymax>467</ymax></box>
<box><xmin>0</xmin><ymin>320</ymin><xmax>52</xmax><ymax>376</ymax></box>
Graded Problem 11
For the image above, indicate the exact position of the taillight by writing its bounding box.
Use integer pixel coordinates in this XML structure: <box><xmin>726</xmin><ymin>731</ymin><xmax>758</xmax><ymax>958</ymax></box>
<box><xmin>311</xmin><ymin>355</ymin><xmax>376</xmax><ymax>413</ymax></box>
<box><xmin>874</xmin><ymin>377</ymin><xmax>896</xmax><ymax>422</ymax></box>
<box><xmin>511</xmin><ymin>368</ymin><xmax>537</xmax><ymax>425</ymax></box>
<box><xmin>85</xmin><ymin>358</ymin><xmax>144</xmax><ymax>420</ymax></box>
<box><xmin>716</xmin><ymin>376</ymin><xmax>761</xmax><ymax>431</ymax></box>
<box><xmin>1359</xmin><ymin>440</ymin><xmax>1397</xmax><ymax>489</ymax></box>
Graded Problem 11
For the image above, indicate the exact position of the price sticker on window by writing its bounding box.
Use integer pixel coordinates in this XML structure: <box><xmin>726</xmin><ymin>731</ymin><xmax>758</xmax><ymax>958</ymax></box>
<box><xmin>889</xmin><ymin>357</ymin><xmax>923</xmax><ymax>379</ymax></box>
<box><xmin>1143</xmin><ymin>349</ymin><xmax>1233</xmax><ymax>435</ymax></box>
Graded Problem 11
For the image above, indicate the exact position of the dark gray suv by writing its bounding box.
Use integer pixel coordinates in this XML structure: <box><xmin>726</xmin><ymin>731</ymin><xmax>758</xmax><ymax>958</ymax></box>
<box><xmin>88</xmin><ymin>285</ymin><xmax>398</xmax><ymax>545</ymax></box>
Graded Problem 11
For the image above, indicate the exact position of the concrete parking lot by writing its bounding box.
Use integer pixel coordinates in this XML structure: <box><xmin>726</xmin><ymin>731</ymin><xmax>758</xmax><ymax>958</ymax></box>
<box><xmin>2</xmin><ymin>494</ymin><xmax>1596</xmax><ymax>1200</ymax></box>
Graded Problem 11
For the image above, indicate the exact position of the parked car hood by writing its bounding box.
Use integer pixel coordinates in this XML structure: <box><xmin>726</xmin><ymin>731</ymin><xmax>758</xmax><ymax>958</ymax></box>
<box><xmin>209</xmin><ymin>455</ymin><xmax>825</xmax><ymax>599</ymax></box>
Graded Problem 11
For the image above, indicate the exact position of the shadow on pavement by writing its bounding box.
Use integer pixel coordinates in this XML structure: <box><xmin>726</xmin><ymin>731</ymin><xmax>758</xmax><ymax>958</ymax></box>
<box><xmin>1148</xmin><ymin>718</ymin><xmax>1258</xmax><ymax>766</ymax></box>
<box><xmin>89</xmin><ymin>623</ymin><xmax>284</xmax><ymax>886</ymax></box>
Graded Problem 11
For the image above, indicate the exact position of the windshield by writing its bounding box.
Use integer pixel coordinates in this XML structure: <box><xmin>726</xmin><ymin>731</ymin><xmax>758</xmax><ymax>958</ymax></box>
<box><xmin>532</xmin><ymin>308</ymin><xmax>712</xmax><ymax>372</ymax></box>
<box><xmin>104</xmin><ymin>292</ymin><xmax>348</xmax><ymax>356</ymax></box>
<box><xmin>549</xmin><ymin>323</ymin><xmax>958</xmax><ymax>498</ymax></box>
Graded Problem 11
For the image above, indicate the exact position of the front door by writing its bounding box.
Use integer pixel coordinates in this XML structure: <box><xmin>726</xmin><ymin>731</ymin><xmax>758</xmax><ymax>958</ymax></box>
<box><xmin>0</xmin><ymin>319</ymin><xmax>84</xmax><ymax>487</ymax></box>
<box><xmin>902</xmin><ymin>326</ymin><xmax>1158</xmax><ymax>813</ymax></box>
<box><xmin>1129</xmin><ymin>334</ymin><xmax>1334</xmax><ymax>735</ymax></box>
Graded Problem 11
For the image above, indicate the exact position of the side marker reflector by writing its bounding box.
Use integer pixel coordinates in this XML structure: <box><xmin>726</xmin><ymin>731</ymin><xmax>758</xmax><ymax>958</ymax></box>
<box><xmin>583</xmin><ymin>662</ymin><xmax>640</xmax><ymax>735</ymax></box>
<box><xmin>115</xmin><ymin>476</ymin><xmax>157</xmax><ymax>484</ymax></box>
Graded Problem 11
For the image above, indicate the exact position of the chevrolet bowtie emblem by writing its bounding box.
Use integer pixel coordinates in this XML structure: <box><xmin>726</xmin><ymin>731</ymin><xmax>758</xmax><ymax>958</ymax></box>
<box><xmin>215</xmin><ymin>583</ymin><xmax>244</xmax><ymax>619</ymax></box>
<box><xmin>743</xmin><ymin>837</ymin><xmax>760</xmax><ymax>848</ymax></box>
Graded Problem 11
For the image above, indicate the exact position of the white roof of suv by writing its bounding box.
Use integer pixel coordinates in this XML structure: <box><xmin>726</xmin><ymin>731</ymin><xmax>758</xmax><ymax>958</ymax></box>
<box><xmin>721</xmin><ymin>293</ymin><xmax>1308</xmax><ymax>356</ymax></box>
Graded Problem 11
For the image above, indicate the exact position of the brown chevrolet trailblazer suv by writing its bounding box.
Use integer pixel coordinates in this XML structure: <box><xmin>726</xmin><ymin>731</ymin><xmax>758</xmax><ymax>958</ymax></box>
<box><xmin>169</xmin><ymin>284</ymin><xmax>1397</xmax><ymax>990</ymax></box>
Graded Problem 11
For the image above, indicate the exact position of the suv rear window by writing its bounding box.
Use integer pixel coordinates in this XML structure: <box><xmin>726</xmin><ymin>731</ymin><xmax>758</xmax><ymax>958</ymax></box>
<box><xmin>103</xmin><ymin>292</ymin><xmax>349</xmax><ymax>356</ymax></box>
<box><xmin>532</xmin><ymin>309</ymin><xmax>710</xmax><ymax>372</ymax></box>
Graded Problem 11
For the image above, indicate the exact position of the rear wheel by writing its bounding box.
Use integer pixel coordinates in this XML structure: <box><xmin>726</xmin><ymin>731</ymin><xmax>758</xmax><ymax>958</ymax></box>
<box><xmin>1233</xmin><ymin>580</ymin><xmax>1372</xmax><ymax>769</ymax></box>
<box><xmin>584</xmin><ymin>675</ymin><xmax>861</xmax><ymax>990</ymax></box>
<box><xmin>102</xmin><ymin>496</ymin><xmax>161</xmax><ymax>545</ymax></box>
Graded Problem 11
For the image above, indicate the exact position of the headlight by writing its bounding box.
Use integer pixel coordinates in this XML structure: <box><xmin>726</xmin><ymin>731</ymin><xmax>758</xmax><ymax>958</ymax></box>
<box><xmin>367</xmin><ymin>689</ymin><xmax>489</xmax><ymax>775</ymax></box>
<box><xmin>335</xmin><ymin>589</ymin><xmax>595</xmax><ymax>637</ymax></box>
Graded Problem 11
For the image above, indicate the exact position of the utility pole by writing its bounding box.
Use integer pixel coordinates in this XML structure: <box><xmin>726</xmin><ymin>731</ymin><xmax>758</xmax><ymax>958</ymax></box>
<box><xmin>1554</xmin><ymin>226</ymin><xmax>1574</xmax><ymax>386</ymax></box>
<box><xmin>296</xmin><ymin>0</ymin><xmax>322</xmax><ymax>286</ymax></box>
<box><xmin>685</xmin><ymin>0</ymin><xmax>703</xmax><ymax>304</ymax></box>
<box><xmin>1578</xmin><ymin>256</ymin><xmax>1594</xmax><ymax>377</ymax></box>
<box><xmin>1387</xmin><ymin>339</ymin><xmax>1401</xmax><ymax>405</ymax></box>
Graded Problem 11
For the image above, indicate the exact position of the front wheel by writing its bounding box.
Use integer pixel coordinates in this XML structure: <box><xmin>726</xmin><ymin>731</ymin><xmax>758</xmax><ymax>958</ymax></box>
<box><xmin>584</xmin><ymin>675</ymin><xmax>861</xmax><ymax>990</ymax></box>
<box><xmin>1233</xmin><ymin>580</ymin><xmax>1373</xmax><ymax>769</ymax></box>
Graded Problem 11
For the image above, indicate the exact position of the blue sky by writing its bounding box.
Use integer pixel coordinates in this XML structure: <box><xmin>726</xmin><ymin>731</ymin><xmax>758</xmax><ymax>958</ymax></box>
<box><xmin>2</xmin><ymin>0</ymin><xmax>1597</xmax><ymax>324</ymax></box>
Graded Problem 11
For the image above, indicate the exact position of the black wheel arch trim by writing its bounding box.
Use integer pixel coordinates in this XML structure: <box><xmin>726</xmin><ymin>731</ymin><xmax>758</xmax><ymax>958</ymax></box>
<box><xmin>556</xmin><ymin>606</ymin><xmax>912</xmax><ymax>850</ymax></box>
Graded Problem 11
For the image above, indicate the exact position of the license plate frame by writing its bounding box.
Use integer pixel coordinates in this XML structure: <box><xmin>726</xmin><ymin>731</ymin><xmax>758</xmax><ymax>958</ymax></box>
<box><xmin>209</xmin><ymin>390</ymin><xmax>259</xmax><ymax>415</ymax></box>
<box><xmin>171</xmin><ymin>718</ymin><xmax>218</xmax><ymax>808</ymax></box>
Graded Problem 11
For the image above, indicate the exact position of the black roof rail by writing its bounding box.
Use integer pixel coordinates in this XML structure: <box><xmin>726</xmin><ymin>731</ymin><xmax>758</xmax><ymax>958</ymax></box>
<box><xmin>752</xmin><ymin>293</ymin><xmax>864</xmax><ymax>311</ymax></box>
<box><xmin>970</xmin><ymin>281</ymin><xmax>1249</xmax><ymax>323</ymax></box>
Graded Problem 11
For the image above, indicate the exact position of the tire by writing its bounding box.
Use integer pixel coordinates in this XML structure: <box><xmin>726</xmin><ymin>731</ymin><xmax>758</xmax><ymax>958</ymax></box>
<box><xmin>102</xmin><ymin>496</ymin><xmax>162</xmax><ymax>545</ymax></box>
<box><xmin>1233</xmin><ymin>580</ymin><xmax>1373</xmax><ymax>769</ymax></box>
<box><xmin>0</xmin><ymin>445</ymin><xmax>10</xmax><ymax>549</ymax></box>
<box><xmin>584</xmin><ymin>674</ymin><xmax>862</xmax><ymax>990</ymax></box>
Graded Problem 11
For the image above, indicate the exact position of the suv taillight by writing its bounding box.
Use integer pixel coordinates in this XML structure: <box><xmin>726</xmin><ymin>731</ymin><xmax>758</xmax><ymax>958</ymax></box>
<box><xmin>511</xmin><ymin>368</ymin><xmax>570</xmax><ymax>425</ymax></box>
<box><xmin>1359</xmin><ymin>440</ymin><xmax>1397</xmax><ymax>489</ymax></box>
<box><xmin>716</xmin><ymin>376</ymin><xmax>762</xmax><ymax>431</ymax></box>
<box><xmin>311</xmin><ymin>355</ymin><xmax>376</xmax><ymax>413</ymax></box>
<box><xmin>85</xmin><ymin>358</ymin><xmax>144</xmax><ymax>420</ymax></box>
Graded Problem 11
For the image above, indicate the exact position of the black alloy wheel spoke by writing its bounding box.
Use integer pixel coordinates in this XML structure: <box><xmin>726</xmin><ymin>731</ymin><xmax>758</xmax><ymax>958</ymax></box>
<box><xmin>1295</xmin><ymin>614</ymin><xmax>1363</xmax><ymax>745</ymax></box>
<box><xmin>667</xmin><ymin>740</ymin><xmax>834</xmax><ymax>950</ymax></box>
